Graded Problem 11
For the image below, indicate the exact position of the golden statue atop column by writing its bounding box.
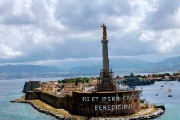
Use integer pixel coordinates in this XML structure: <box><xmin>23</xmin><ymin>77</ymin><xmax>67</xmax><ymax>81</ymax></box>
<box><xmin>101</xmin><ymin>23</ymin><xmax>107</xmax><ymax>40</ymax></box>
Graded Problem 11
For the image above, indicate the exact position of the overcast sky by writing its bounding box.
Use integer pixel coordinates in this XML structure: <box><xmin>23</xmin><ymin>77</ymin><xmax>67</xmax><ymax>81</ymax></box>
<box><xmin>0</xmin><ymin>0</ymin><xmax>180</xmax><ymax>68</ymax></box>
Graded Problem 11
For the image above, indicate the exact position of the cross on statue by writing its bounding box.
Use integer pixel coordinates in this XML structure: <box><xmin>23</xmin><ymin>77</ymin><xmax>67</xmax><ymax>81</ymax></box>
<box><xmin>101</xmin><ymin>23</ymin><xmax>107</xmax><ymax>40</ymax></box>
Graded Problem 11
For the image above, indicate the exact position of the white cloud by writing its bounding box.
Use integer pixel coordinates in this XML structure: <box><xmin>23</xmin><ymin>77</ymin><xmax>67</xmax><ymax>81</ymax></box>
<box><xmin>139</xmin><ymin>31</ymin><xmax>155</xmax><ymax>42</ymax></box>
<box><xmin>139</xmin><ymin>29</ymin><xmax>180</xmax><ymax>53</ymax></box>
<box><xmin>0</xmin><ymin>43</ymin><xmax>23</xmax><ymax>58</ymax></box>
<box><xmin>0</xmin><ymin>0</ymin><xmax>179</xmax><ymax>66</ymax></box>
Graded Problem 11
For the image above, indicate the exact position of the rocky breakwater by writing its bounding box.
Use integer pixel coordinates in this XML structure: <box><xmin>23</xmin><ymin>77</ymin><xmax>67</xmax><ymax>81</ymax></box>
<box><xmin>132</xmin><ymin>108</ymin><xmax>165</xmax><ymax>120</ymax></box>
<box><xmin>90</xmin><ymin>108</ymin><xmax>164</xmax><ymax>120</ymax></box>
<box><xmin>28</xmin><ymin>101</ymin><xmax>68</xmax><ymax>120</ymax></box>
<box><xmin>10</xmin><ymin>98</ymin><xmax>165</xmax><ymax>120</ymax></box>
<box><xmin>10</xmin><ymin>98</ymin><xmax>83</xmax><ymax>120</ymax></box>
<box><xmin>91</xmin><ymin>109</ymin><xmax>164</xmax><ymax>120</ymax></box>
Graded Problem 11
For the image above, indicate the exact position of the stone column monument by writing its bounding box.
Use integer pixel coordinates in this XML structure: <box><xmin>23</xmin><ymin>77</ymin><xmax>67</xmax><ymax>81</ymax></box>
<box><xmin>101</xmin><ymin>24</ymin><xmax>109</xmax><ymax>72</ymax></box>
<box><xmin>97</xmin><ymin>24</ymin><xmax>116</xmax><ymax>92</ymax></box>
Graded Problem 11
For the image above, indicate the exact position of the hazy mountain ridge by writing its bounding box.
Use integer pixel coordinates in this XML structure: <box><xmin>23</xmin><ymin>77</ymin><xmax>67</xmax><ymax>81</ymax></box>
<box><xmin>0</xmin><ymin>65</ymin><xmax>63</xmax><ymax>73</ymax></box>
<box><xmin>70</xmin><ymin>56</ymin><xmax>180</xmax><ymax>73</ymax></box>
<box><xmin>0</xmin><ymin>56</ymin><xmax>180</xmax><ymax>74</ymax></box>
<box><xmin>147</xmin><ymin>56</ymin><xmax>180</xmax><ymax>72</ymax></box>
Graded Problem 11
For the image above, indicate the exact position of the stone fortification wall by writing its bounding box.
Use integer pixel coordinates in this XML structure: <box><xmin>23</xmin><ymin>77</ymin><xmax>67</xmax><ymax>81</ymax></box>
<box><xmin>23</xmin><ymin>81</ymin><xmax>41</xmax><ymax>92</ymax></box>
<box><xmin>25</xmin><ymin>90</ymin><xmax>140</xmax><ymax>116</ymax></box>
<box><xmin>25</xmin><ymin>91</ymin><xmax>41</xmax><ymax>100</ymax></box>
<box><xmin>72</xmin><ymin>90</ymin><xmax>140</xmax><ymax>116</ymax></box>
<box><xmin>39</xmin><ymin>92</ymin><xmax>64</xmax><ymax>108</ymax></box>
<box><xmin>25</xmin><ymin>91</ymin><xmax>71</xmax><ymax>109</ymax></box>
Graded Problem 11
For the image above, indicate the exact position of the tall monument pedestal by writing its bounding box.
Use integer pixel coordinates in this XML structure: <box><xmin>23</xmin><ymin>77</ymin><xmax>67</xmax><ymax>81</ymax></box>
<box><xmin>97</xmin><ymin>24</ymin><xmax>116</xmax><ymax>92</ymax></box>
<box><xmin>97</xmin><ymin>69</ymin><xmax>116</xmax><ymax>91</ymax></box>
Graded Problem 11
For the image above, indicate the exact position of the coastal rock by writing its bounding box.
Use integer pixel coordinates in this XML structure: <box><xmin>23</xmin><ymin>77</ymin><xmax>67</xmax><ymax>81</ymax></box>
<box><xmin>11</xmin><ymin>99</ymin><xmax>165</xmax><ymax>120</ymax></box>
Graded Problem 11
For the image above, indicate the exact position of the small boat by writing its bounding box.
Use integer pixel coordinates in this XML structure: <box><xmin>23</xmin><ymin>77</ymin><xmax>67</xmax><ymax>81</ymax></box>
<box><xmin>155</xmin><ymin>94</ymin><xmax>158</xmax><ymax>96</ymax></box>
<box><xmin>168</xmin><ymin>94</ymin><xmax>173</xmax><ymax>97</ymax></box>
<box><xmin>167</xmin><ymin>89</ymin><xmax>172</xmax><ymax>92</ymax></box>
<box><xmin>10</xmin><ymin>100</ymin><xmax>15</xmax><ymax>102</ymax></box>
<box><xmin>161</xmin><ymin>85</ymin><xmax>164</xmax><ymax>87</ymax></box>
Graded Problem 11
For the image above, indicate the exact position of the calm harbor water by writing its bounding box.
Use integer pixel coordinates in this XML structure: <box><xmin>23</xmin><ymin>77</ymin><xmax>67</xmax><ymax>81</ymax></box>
<box><xmin>0</xmin><ymin>78</ymin><xmax>180</xmax><ymax>120</ymax></box>
<box><xmin>138</xmin><ymin>81</ymin><xmax>180</xmax><ymax>120</ymax></box>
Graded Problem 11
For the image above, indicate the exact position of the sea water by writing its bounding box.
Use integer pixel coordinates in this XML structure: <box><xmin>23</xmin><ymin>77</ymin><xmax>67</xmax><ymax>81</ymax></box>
<box><xmin>0</xmin><ymin>79</ymin><xmax>180</xmax><ymax>120</ymax></box>
<box><xmin>0</xmin><ymin>78</ymin><xmax>65</xmax><ymax>120</ymax></box>
<box><xmin>137</xmin><ymin>81</ymin><xmax>180</xmax><ymax>120</ymax></box>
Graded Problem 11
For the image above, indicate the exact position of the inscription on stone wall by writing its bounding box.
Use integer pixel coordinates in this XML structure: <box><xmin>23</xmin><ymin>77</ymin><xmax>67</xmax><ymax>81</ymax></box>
<box><xmin>81</xmin><ymin>94</ymin><xmax>139</xmax><ymax>111</ymax></box>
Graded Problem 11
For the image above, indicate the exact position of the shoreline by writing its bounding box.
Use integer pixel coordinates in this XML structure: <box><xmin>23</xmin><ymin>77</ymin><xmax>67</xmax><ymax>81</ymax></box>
<box><xmin>11</xmin><ymin>98</ymin><xmax>165</xmax><ymax>120</ymax></box>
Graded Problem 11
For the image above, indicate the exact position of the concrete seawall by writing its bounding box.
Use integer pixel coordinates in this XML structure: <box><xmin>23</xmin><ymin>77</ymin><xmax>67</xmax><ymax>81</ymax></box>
<box><xmin>23</xmin><ymin>90</ymin><xmax>165</xmax><ymax>119</ymax></box>
<box><xmin>25</xmin><ymin>91</ymin><xmax>72</xmax><ymax>111</ymax></box>
<box><xmin>11</xmin><ymin>98</ymin><xmax>165</xmax><ymax>120</ymax></box>
<box><xmin>72</xmin><ymin>91</ymin><xmax>141</xmax><ymax>116</ymax></box>
<box><xmin>25</xmin><ymin>90</ymin><xmax>141</xmax><ymax>116</ymax></box>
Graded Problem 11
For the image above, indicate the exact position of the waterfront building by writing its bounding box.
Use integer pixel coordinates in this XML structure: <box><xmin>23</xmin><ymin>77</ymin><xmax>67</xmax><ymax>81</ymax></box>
<box><xmin>23</xmin><ymin>81</ymin><xmax>41</xmax><ymax>92</ymax></box>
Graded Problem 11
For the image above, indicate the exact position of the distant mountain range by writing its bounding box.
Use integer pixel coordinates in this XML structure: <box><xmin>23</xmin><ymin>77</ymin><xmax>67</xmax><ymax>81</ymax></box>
<box><xmin>0</xmin><ymin>56</ymin><xmax>180</xmax><ymax>74</ymax></box>
<box><xmin>0</xmin><ymin>65</ymin><xmax>63</xmax><ymax>73</ymax></box>
<box><xmin>69</xmin><ymin>56</ymin><xmax>180</xmax><ymax>73</ymax></box>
